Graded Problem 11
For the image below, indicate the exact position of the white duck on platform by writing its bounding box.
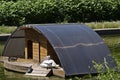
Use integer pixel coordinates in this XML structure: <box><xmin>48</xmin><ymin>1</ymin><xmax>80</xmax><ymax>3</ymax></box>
<box><xmin>40</xmin><ymin>55</ymin><xmax>59</xmax><ymax>68</ymax></box>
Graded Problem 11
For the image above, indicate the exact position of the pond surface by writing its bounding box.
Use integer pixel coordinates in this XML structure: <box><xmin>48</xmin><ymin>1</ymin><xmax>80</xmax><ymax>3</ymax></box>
<box><xmin>0</xmin><ymin>34</ymin><xmax>120</xmax><ymax>80</ymax></box>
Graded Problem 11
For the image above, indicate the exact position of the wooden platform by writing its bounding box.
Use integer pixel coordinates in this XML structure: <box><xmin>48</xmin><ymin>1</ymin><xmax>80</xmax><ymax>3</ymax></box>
<box><xmin>53</xmin><ymin>68</ymin><xmax>65</xmax><ymax>78</ymax></box>
<box><xmin>4</xmin><ymin>61</ymin><xmax>32</xmax><ymax>73</ymax></box>
<box><xmin>2</xmin><ymin>57</ymin><xmax>65</xmax><ymax>77</ymax></box>
<box><xmin>25</xmin><ymin>66</ymin><xmax>52</xmax><ymax>76</ymax></box>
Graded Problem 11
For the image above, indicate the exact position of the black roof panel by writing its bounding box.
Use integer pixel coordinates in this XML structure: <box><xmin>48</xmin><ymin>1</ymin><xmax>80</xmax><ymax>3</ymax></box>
<box><xmin>32</xmin><ymin>24</ymin><xmax>116</xmax><ymax>76</ymax></box>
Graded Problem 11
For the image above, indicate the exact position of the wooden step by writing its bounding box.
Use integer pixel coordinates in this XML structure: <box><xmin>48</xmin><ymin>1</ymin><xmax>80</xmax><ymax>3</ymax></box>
<box><xmin>53</xmin><ymin>68</ymin><xmax>65</xmax><ymax>78</ymax></box>
<box><xmin>25</xmin><ymin>67</ymin><xmax>52</xmax><ymax>77</ymax></box>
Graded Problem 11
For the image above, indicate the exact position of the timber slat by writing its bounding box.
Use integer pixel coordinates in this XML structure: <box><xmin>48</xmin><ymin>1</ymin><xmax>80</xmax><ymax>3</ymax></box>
<box><xmin>25</xmin><ymin>66</ymin><xmax>52</xmax><ymax>77</ymax></box>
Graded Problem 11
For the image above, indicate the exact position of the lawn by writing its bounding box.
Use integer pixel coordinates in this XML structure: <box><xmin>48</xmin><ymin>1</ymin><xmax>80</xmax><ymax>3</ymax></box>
<box><xmin>102</xmin><ymin>34</ymin><xmax>120</xmax><ymax>66</ymax></box>
<box><xmin>0</xmin><ymin>26</ymin><xmax>16</xmax><ymax>34</ymax></box>
<box><xmin>86</xmin><ymin>21</ymin><xmax>120</xmax><ymax>29</ymax></box>
<box><xmin>0</xmin><ymin>21</ymin><xmax>120</xmax><ymax>34</ymax></box>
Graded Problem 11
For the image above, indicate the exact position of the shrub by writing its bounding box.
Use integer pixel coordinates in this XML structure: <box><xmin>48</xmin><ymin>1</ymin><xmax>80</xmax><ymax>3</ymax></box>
<box><xmin>0</xmin><ymin>0</ymin><xmax>120</xmax><ymax>26</ymax></box>
<box><xmin>92</xmin><ymin>59</ymin><xmax>120</xmax><ymax>80</ymax></box>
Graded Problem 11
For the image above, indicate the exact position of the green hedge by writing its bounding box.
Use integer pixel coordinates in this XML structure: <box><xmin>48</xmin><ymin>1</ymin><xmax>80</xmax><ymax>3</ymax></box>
<box><xmin>0</xmin><ymin>0</ymin><xmax>120</xmax><ymax>26</ymax></box>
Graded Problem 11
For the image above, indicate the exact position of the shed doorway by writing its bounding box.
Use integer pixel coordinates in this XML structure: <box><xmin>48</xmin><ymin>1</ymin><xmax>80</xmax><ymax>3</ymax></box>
<box><xmin>27</xmin><ymin>40</ymin><xmax>33</xmax><ymax>59</ymax></box>
<box><xmin>26</xmin><ymin>40</ymin><xmax>41</xmax><ymax>62</ymax></box>
<box><xmin>25</xmin><ymin>39</ymin><xmax>48</xmax><ymax>62</ymax></box>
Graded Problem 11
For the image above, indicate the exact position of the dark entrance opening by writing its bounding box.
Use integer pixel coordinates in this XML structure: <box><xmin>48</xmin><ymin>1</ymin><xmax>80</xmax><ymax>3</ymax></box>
<box><xmin>27</xmin><ymin>40</ymin><xmax>33</xmax><ymax>59</ymax></box>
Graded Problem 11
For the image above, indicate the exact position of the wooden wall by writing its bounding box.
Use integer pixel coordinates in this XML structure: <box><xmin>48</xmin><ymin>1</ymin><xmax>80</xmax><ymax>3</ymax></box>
<box><xmin>25</xmin><ymin>28</ymin><xmax>41</xmax><ymax>42</ymax></box>
<box><xmin>24</xmin><ymin>28</ymin><xmax>60</xmax><ymax>65</ymax></box>
<box><xmin>39</xmin><ymin>35</ymin><xmax>47</xmax><ymax>62</ymax></box>
<box><xmin>33</xmin><ymin>42</ymin><xmax>39</xmax><ymax>62</ymax></box>
<box><xmin>25</xmin><ymin>28</ymin><xmax>40</xmax><ymax>62</ymax></box>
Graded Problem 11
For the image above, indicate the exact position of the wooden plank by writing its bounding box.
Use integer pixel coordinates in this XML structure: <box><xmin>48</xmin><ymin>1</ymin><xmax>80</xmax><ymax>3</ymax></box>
<box><xmin>40</xmin><ymin>34</ymin><xmax>48</xmax><ymax>62</ymax></box>
<box><xmin>25</xmin><ymin>73</ymin><xmax>47</xmax><ymax>76</ymax></box>
<box><xmin>33</xmin><ymin>42</ymin><xmax>39</xmax><ymax>62</ymax></box>
<box><xmin>25</xmin><ymin>67</ymin><xmax>52</xmax><ymax>77</ymax></box>
<box><xmin>53</xmin><ymin>68</ymin><xmax>65</xmax><ymax>78</ymax></box>
<box><xmin>4</xmin><ymin>61</ymin><xmax>32</xmax><ymax>73</ymax></box>
<box><xmin>25</xmin><ymin>47</ymin><xmax>28</xmax><ymax>59</ymax></box>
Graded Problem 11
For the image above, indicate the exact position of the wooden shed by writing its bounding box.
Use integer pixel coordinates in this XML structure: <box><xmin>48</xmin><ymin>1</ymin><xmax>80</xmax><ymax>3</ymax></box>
<box><xmin>2</xmin><ymin>24</ymin><xmax>117</xmax><ymax>77</ymax></box>
<box><xmin>24</xmin><ymin>28</ymin><xmax>60</xmax><ymax>64</ymax></box>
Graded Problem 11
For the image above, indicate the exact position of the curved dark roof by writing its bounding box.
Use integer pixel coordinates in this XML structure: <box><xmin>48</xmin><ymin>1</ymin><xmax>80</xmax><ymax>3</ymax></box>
<box><xmin>2</xmin><ymin>29</ymin><xmax>25</xmax><ymax>57</ymax></box>
<box><xmin>2</xmin><ymin>24</ymin><xmax>116</xmax><ymax>76</ymax></box>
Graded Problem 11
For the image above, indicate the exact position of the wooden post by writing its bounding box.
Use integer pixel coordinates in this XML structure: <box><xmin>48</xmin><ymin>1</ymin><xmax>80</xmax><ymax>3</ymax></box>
<box><xmin>25</xmin><ymin>39</ymin><xmax>28</xmax><ymax>59</ymax></box>
<box><xmin>33</xmin><ymin>42</ymin><xmax>39</xmax><ymax>62</ymax></box>
<box><xmin>25</xmin><ymin>47</ymin><xmax>28</xmax><ymax>59</ymax></box>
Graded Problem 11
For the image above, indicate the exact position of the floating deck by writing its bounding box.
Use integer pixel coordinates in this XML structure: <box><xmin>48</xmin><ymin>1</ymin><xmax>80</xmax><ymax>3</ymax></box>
<box><xmin>53</xmin><ymin>68</ymin><xmax>65</xmax><ymax>78</ymax></box>
<box><xmin>25</xmin><ymin>66</ymin><xmax>52</xmax><ymax>76</ymax></box>
<box><xmin>4</xmin><ymin>61</ymin><xmax>31</xmax><ymax>73</ymax></box>
<box><xmin>2</xmin><ymin>57</ymin><xmax>65</xmax><ymax>77</ymax></box>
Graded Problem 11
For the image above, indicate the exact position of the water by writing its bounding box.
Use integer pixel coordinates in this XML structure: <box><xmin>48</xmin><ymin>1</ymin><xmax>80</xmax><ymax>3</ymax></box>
<box><xmin>0</xmin><ymin>34</ymin><xmax>120</xmax><ymax>80</ymax></box>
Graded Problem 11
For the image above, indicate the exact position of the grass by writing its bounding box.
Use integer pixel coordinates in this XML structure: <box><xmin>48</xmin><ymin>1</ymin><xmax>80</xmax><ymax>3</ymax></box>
<box><xmin>86</xmin><ymin>21</ymin><xmax>120</xmax><ymax>29</ymax></box>
<box><xmin>96</xmin><ymin>34</ymin><xmax>120</xmax><ymax>80</ymax></box>
<box><xmin>0</xmin><ymin>21</ymin><xmax>120</xmax><ymax>34</ymax></box>
<box><xmin>0</xmin><ymin>26</ymin><xmax>16</xmax><ymax>34</ymax></box>
<box><xmin>102</xmin><ymin>34</ymin><xmax>120</xmax><ymax>66</ymax></box>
